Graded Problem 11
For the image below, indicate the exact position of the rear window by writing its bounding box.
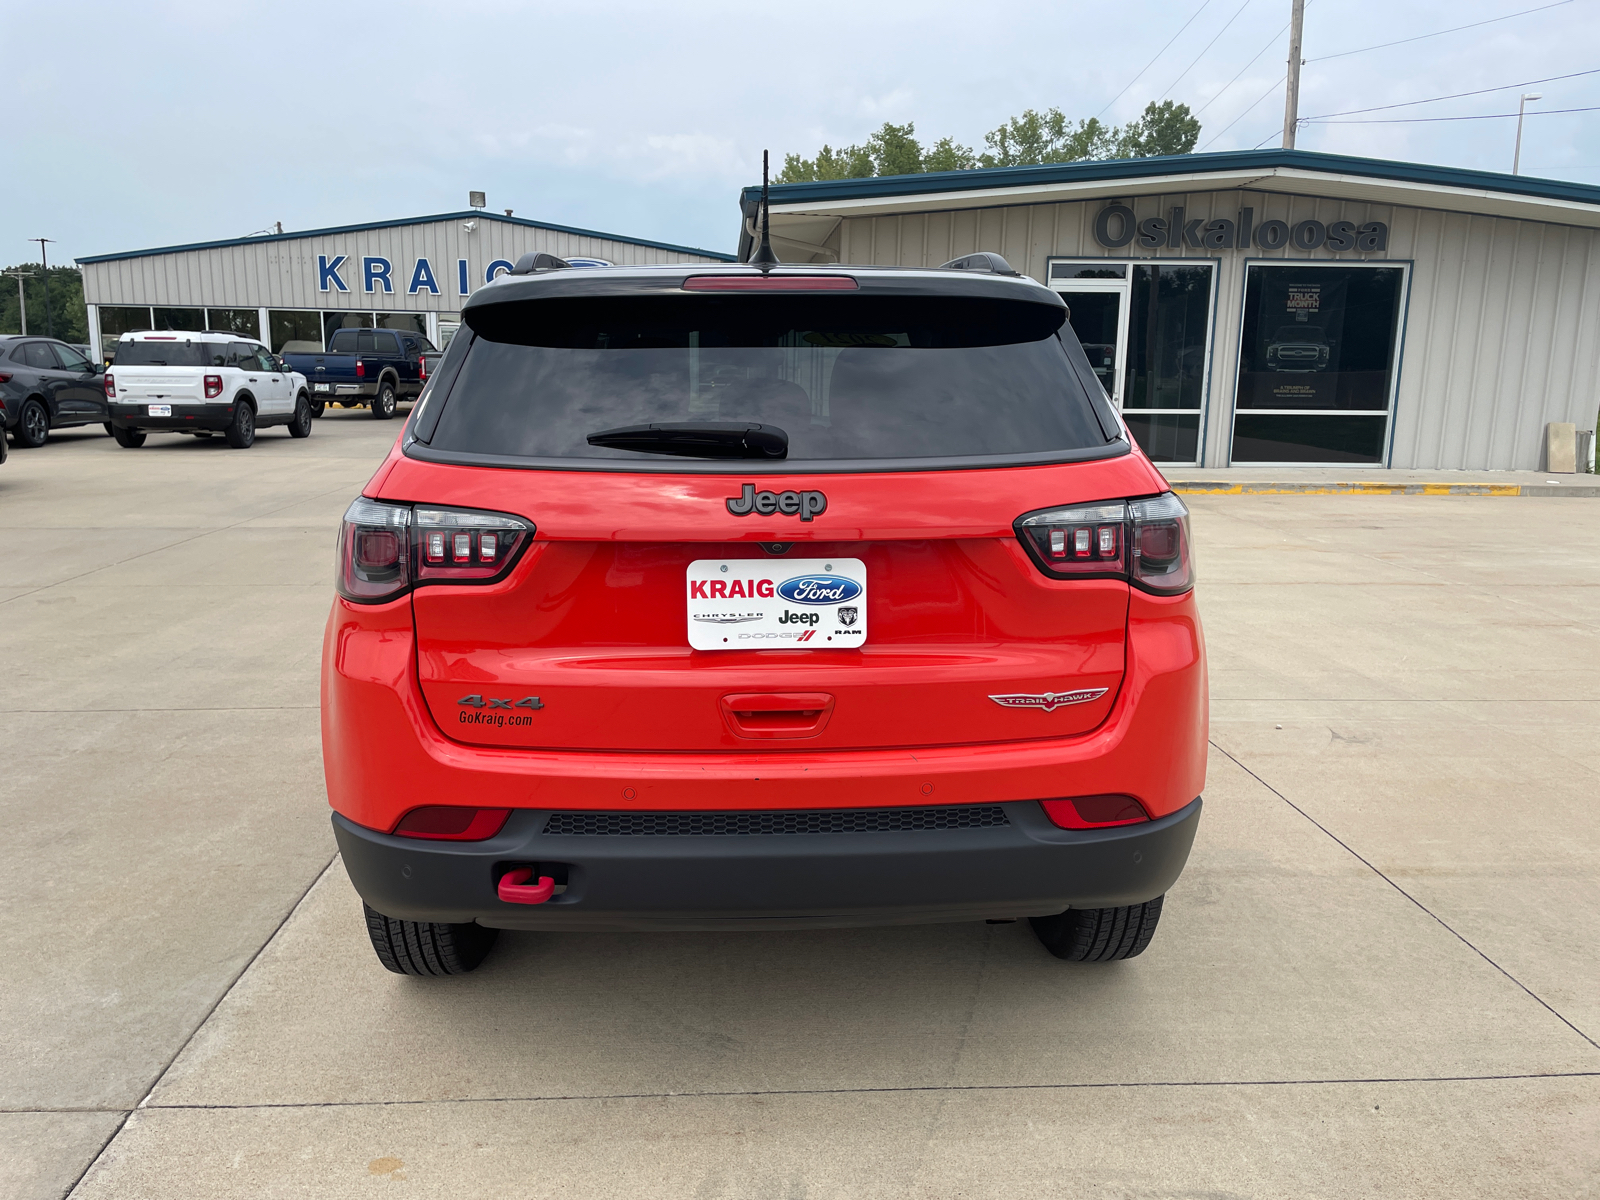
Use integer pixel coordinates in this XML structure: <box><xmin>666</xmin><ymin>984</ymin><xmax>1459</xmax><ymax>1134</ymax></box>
<box><xmin>427</xmin><ymin>295</ymin><xmax>1111</xmax><ymax>465</ymax></box>
<box><xmin>114</xmin><ymin>339</ymin><xmax>226</xmax><ymax>367</ymax></box>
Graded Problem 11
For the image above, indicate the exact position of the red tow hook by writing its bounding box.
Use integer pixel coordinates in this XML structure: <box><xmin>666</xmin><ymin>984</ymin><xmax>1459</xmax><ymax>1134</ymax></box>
<box><xmin>498</xmin><ymin>867</ymin><xmax>555</xmax><ymax>905</ymax></box>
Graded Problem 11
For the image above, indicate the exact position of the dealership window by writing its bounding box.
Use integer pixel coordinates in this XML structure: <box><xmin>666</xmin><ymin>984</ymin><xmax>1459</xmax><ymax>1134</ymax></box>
<box><xmin>152</xmin><ymin>306</ymin><xmax>204</xmax><ymax>332</ymax></box>
<box><xmin>1048</xmin><ymin>258</ymin><xmax>1214</xmax><ymax>464</ymax></box>
<box><xmin>323</xmin><ymin>311</ymin><xmax>373</xmax><ymax>347</ymax></box>
<box><xmin>376</xmin><ymin>312</ymin><xmax>427</xmax><ymax>336</ymax></box>
<box><xmin>205</xmin><ymin>308</ymin><xmax>260</xmax><ymax>338</ymax></box>
<box><xmin>96</xmin><ymin>306</ymin><xmax>153</xmax><ymax>359</ymax></box>
<box><xmin>269</xmin><ymin>310</ymin><xmax>322</xmax><ymax>353</ymax></box>
<box><xmin>1231</xmin><ymin>264</ymin><xmax>1406</xmax><ymax>464</ymax></box>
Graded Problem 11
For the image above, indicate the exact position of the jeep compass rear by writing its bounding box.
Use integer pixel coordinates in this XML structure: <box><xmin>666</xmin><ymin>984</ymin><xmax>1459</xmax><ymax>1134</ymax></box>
<box><xmin>323</xmin><ymin>257</ymin><xmax>1206</xmax><ymax>975</ymax></box>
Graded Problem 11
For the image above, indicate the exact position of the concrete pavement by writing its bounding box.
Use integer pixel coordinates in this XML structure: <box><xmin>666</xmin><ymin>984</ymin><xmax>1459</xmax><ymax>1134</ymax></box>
<box><xmin>2</xmin><ymin>420</ymin><xmax>1596</xmax><ymax>1198</ymax></box>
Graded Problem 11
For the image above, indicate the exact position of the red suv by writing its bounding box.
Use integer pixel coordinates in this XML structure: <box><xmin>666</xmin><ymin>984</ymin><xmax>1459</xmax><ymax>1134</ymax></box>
<box><xmin>323</xmin><ymin>253</ymin><xmax>1206</xmax><ymax>975</ymax></box>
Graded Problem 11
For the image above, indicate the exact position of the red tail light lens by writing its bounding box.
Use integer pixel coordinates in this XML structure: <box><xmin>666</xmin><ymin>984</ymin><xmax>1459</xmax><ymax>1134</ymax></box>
<box><xmin>355</xmin><ymin>360</ymin><xmax>366</xmax><ymax>378</ymax></box>
<box><xmin>335</xmin><ymin>499</ymin><xmax>534</xmax><ymax>603</ymax></box>
<box><xmin>419</xmin><ymin>357</ymin><xmax>428</xmax><ymax>381</ymax></box>
<box><xmin>1016</xmin><ymin>492</ymin><xmax>1193</xmax><ymax>594</ymax></box>
<box><xmin>1040</xmin><ymin>795</ymin><xmax>1150</xmax><ymax>829</ymax></box>
<box><xmin>0</xmin><ymin>372</ymin><xmax>11</xmax><ymax>384</ymax></box>
<box><xmin>393</xmin><ymin>806</ymin><xmax>511</xmax><ymax>840</ymax></box>
<box><xmin>104</xmin><ymin>373</ymin><xmax>116</xmax><ymax>398</ymax></box>
<box><xmin>204</xmin><ymin>374</ymin><xmax>223</xmax><ymax>399</ymax></box>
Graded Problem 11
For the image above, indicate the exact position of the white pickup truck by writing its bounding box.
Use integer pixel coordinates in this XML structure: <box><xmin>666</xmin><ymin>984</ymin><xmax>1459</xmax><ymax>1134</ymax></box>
<box><xmin>105</xmin><ymin>332</ymin><xmax>313</xmax><ymax>448</ymax></box>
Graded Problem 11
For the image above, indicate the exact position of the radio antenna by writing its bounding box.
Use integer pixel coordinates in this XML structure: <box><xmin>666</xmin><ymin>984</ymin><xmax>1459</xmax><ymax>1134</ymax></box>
<box><xmin>748</xmin><ymin>150</ymin><xmax>780</xmax><ymax>271</ymax></box>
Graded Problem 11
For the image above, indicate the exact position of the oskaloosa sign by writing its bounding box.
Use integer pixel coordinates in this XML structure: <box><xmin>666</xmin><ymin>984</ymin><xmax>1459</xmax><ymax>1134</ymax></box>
<box><xmin>1093</xmin><ymin>205</ymin><xmax>1389</xmax><ymax>253</ymax></box>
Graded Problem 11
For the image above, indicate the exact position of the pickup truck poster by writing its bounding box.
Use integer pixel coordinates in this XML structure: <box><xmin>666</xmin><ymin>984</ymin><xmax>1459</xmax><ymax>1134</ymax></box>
<box><xmin>1235</xmin><ymin>267</ymin><xmax>1404</xmax><ymax>411</ymax></box>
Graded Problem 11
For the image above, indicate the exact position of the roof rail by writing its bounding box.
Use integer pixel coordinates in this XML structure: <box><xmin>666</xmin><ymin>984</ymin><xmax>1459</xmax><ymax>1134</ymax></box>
<box><xmin>939</xmin><ymin>252</ymin><xmax>1021</xmax><ymax>277</ymax></box>
<box><xmin>510</xmin><ymin>252</ymin><xmax>572</xmax><ymax>275</ymax></box>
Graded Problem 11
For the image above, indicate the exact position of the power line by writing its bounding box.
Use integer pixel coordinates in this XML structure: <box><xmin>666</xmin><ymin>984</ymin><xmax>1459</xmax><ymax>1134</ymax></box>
<box><xmin>1300</xmin><ymin>68</ymin><xmax>1600</xmax><ymax>121</ymax></box>
<box><xmin>1160</xmin><ymin>0</ymin><xmax>1258</xmax><ymax>103</ymax></box>
<box><xmin>1307</xmin><ymin>105</ymin><xmax>1600</xmax><ymax>124</ymax></box>
<box><xmin>1307</xmin><ymin>0</ymin><xmax>1574</xmax><ymax>62</ymax></box>
<box><xmin>1094</xmin><ymin>0</ymin><xmax>1216</xmax><ymax>120</ymax></box>
<box><xmin>1194</xmin><ymin>15</ymin><xmax>1297</xmax><ymax>116</ymax></box>
<box><xmin>1199</xmin><ymin>73</ymin><xmax>1286</xmax><ymax>150</ymax></box>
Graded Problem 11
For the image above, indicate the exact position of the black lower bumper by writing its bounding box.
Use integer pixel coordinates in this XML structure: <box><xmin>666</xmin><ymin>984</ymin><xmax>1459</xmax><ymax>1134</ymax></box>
<box><xmin>110</xmin><ymin>403</ymin><xmax>235</xmax><ymax>431</ymax></box>
<box><xmin>333</xmin><ymin>799</ymin><xmax>1202</xmax><ymax>932</ymax></box>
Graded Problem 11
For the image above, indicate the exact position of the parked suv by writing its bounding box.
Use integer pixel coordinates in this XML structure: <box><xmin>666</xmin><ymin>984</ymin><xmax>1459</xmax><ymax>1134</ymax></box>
<box><xmin>106</xmin><ymin>332</ymin><xmax>313</xmax><ymax>448</ymax></box>
<box><xmin>0</xmin><ymin>336</ymin><xmax>108</xmax><ymax>447</ymax></box>
<box><xmin>324</xmin><ymin>256</ymin><xmax>1206</xmax><ymax>976</ymax></box>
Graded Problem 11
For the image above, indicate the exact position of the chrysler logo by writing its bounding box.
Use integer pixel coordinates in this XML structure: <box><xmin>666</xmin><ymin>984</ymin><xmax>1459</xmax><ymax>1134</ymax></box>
<box><xmin>988</xmin><ymin>688</ymin><xmax>1109</xmax><ymax>713</ymax></box>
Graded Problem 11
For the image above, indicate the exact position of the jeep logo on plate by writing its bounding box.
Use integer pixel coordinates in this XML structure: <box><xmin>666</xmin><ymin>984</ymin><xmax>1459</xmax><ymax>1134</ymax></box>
<box><xmin>777</xmin><ymin>575</ymin><xmax>862</xmax><ymax>605</ymax></box>
<box><xmin>725</xmin><ymin>484</ymin><xmax>827</xmax><ymax>522</ymax></box>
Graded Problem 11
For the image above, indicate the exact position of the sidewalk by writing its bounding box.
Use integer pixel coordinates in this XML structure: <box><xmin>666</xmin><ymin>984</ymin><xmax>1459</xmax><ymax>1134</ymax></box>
<box><xmin>1161</xmin><ymin>467</ymin><xmax>1600</xmax><ymax>497</ymax></box>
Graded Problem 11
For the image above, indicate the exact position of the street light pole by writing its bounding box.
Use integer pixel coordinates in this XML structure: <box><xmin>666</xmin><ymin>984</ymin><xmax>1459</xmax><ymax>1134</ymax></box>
<box><xmin>30</xmin><ymin>237</ymin><xmax>56</xmax><ymax>338</ymax></box>
<box><xmin>1282</xmin><ymin>0</ymin><xmax>1306</xmax><ymax>149</ymax></box>
<box><xmin>2</xmin><ymin>270</ymin><xmax>34</xmax><ymax>335</ymax></box>
<box><xmin>1513</xmin><ymin>93</ymin><xmax>1542</xmax><ymax>175</ymax></box>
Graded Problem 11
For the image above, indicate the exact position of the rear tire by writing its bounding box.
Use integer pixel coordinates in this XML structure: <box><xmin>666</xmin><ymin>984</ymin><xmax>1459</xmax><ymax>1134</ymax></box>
<box><xmin>103</xmin><ymin>422</ymin><xmax>114</xmax><ymax>436</ymax></box>
<box><xmin>224</xmin><ymin>401</ymin><xmax>256</xmax><ymax>448</ymax></box>
<box><xmin>371</xmin><ymin>380</ymin><xmax>397</xmax><ymax>420</ymax></box>
<box><xmin>309</xmin><ymin>397</ymin><xmax>325</xmax><ymax>418</ymax></box>
<box><xmin>287</xmin><ymin>393</ymin><xmax>313</xmax><ymax>438</ymax></box>
<box><xmin>112</xmin><ymin>425</ymin><xmax>146</xmax><ymax>448</ymax></box>
<box><xmin>15</xmin><ymin>399</ymin><xmax>48</xmax><ymax>447</ymax></box>
<box><xmin>1030</xmin><ymin>896</ymin><xmax>1164</xmax><ymax>962</ymax></box>
<box><xmin>363</xmin><ymin>903</ymin><xmax>498</xmax><ymax>975</ymax></box>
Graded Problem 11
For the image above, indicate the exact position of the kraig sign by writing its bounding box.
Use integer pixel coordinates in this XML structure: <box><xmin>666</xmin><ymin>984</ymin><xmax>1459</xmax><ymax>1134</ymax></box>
<box><xmin>1093</xmin><ymin>205</ymin><xmax>1388</xmax><ymax>254</ymax></box>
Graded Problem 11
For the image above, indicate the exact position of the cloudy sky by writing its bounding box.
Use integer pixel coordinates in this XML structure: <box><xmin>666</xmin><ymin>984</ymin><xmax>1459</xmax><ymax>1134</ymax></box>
<box><xmin>4</xmin><ymin>0</ymin><xmax>1596</xmax><ymax>264</ymax></box>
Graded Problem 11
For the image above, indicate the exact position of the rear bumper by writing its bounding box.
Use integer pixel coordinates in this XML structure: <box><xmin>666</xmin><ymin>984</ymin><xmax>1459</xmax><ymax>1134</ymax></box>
<box><xmin>334</xmin><ymin>797</ymin><xmax>1201</xmax><ymax>931</ymax></box>
<box><xmin>109</xmin><ymin>402</ymin><xmax>234</xmax><ymax>430</ymax></box>
<box><xmin>311</xmin><ymin>382</ymin><xmax>376</xmax><ymax>398</ymax></box>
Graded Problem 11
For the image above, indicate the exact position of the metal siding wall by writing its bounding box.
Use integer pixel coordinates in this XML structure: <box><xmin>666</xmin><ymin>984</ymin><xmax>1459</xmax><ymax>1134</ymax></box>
<box><xmin>81</xmin><ymin>217</ymin><xmax>726</xmax><ymax>312</ymax></box>
<box><xmin>834</xmin><ymin>189</ymin><xmax>1600</xmax><ymax>469</ymax></box>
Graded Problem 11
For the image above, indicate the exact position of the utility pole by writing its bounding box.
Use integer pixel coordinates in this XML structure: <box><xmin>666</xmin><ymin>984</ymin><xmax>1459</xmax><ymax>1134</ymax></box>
<box><xmin>1282</xmin><ymin>0</ymin><xmax>1305</xmax><ymax>149</ymax></box>
<box><xmin>30</xmin><ymin>238</ymin><xmax>56</xmax><ymax>338</ymax></box>
<box><xmin>2</xmin><ymin>270</ymin><xmax>34</xmax><ymax>335</ymax></box>
<box><xmin>1513</xmin><ymin>93</ymin><xmax>1542</xmax><ymax>174</ymax></box>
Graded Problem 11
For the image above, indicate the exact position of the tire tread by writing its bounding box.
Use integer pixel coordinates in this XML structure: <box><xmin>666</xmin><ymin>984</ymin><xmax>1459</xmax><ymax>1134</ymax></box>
<box><xmin>362</xmin><ymin>903</ymin><xmax>497</xmax><ymax>975</ymax></box>
<box><xmin>1030</xmin><ymin>895</ymin><xmax>1164</xmax><ymax>962</ymax></box>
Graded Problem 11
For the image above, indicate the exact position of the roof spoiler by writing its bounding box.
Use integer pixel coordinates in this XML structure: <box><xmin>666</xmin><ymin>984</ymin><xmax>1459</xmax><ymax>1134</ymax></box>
<box><xmin>510</xmin><ymin>252</ymin><xmax>572</xmax><ymax>275</ymax></box>
<box><xmin>940</xmin><ymin>252</ymin><xmax>1021</xmax><ymax>277</ymax></box>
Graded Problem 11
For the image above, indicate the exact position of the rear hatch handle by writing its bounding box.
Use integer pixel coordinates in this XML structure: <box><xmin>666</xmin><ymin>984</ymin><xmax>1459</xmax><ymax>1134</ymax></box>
<box><xmin>720</xmin><ymin>692</ymin><xmax>835</xmax><ymax>739</ymax></box>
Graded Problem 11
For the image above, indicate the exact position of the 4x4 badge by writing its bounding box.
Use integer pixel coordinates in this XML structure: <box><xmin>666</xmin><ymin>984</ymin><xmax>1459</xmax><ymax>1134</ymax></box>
<box><xmin>458</xmin><ymin>694</ymin><xmax>544</xmax><ymax>710</ymax></box>
<box><xmin>988</xmin><ymin>688</ymin><xmax>1108</xmax><ymax>713</ymax></box>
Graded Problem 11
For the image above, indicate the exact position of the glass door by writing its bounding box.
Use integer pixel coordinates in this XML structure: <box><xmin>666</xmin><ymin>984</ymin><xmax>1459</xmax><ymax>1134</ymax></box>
<box><xmin>1049</xmin><ymin>263</ymin><xmax>1131</xmax><ymax>409</ymax></box>
<box><xmin>1122</xmin><ymin>262</ymin><xmax>1214</xmax><ymax>465</ymax></box>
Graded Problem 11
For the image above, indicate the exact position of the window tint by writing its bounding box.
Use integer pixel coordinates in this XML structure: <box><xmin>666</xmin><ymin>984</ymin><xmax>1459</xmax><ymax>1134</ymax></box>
<box><xmin>22</xmin><ymin>342</ymin><xmax>58</xmax><ymax>369</ymax></box>
<box><xmin>430</xmin><ymin>295</ymin><xmax>1107</xmax><ymax>465</ymax></box>
<box><xmin>329</xmin><ymin>330</ymin><xmax>359</xmax><ymax>353</ymax></box>
<box><xmin>114</xmin><ymin>340</ymin><xmax>220</xmax><ymax>367</ymax></box>
<box><xmin>51</xmin><ymin>343</ymin><xmax>93</xmax><ymax>371</ymax></box>
<box><xmin>373</xmin><ymin>332</ymin><xmax>400</xmax><ymax>354</ymax></box>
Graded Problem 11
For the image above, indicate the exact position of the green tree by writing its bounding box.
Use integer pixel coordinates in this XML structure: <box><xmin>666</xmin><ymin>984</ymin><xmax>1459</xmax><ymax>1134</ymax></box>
<box><xmin>1114</xmin><ymin>100</ymin><xmax>1202</xmax><ymax>158</ymax></box>
<box><xmin>0</xmin><ymin>263</ymin><xmax>89</xmax><ymax>343</ymax></box>
<box><xmin>777</xmin><ymin>101</ymin><xmax>1201</xmax><ymax>184</ymax></box>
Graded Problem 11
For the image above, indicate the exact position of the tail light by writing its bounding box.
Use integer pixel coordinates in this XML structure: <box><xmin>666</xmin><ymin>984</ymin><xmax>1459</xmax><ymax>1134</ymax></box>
<box><xmin>1040</xmin><ymin>795</ymin><xmax>1150</xmax><ymax>829</ymax></box>
<box><xmin>104</xmin><ymin>373</ymin><xmax>116</xmax><ymax>398</ymax></box>
<box><xmin>0</xmin><ymin>372</ymin><xmax>11</xmax><ymax>384</ymax></box>
<box><xmin>335</xmin><ymin>498</ymin><xmax>533</xmax><ymax>603</ymax></box>
<box><xmin>1016</xmin><ymin>492</ymin><xmax>1194</xmax><ymax>594</ymax></box>
<box><xmin>393</xmin><ymin>806</ymin><xmax>510</xmax><ymax>840</ymax></box>
<box><xmin>355</xmin><ymin>360</ymin><xmax>366</xmax><ymax>378</ymax></box>
<box><xmin>204</xmin><ymin>374</ymin><xmax>223</xmax><ymax>398</ymax></box>
<box><xmin>419</xmin><ymin>357</ymin><xmax>428</xmax><ymax>382</ymax></box>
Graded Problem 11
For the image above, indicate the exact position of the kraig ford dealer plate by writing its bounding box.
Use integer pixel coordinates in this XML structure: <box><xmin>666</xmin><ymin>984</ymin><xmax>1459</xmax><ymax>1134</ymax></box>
<box><xmin>687</xmin><ymin>558</ymin><xmax>867</xmax><ymax>651</ymax></box>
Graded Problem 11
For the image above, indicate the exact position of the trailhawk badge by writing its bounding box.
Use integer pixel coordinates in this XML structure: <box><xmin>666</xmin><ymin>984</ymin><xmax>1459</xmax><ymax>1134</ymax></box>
<box><xmin>988</xmin><ymin>688</ymin><xmax>1109</xmax><ymax>713</ymax></box>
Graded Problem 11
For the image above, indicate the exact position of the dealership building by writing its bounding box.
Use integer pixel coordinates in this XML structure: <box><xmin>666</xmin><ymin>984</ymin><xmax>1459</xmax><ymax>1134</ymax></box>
<box><xmin>76</xmin><ymin>210</ymin><xmax>734</xmax><ymax>359</ymax></box>
<box><xmin>739</xmin><ymin>149</ymin><xmax>1600</xmax><ymax>470</ymax></box>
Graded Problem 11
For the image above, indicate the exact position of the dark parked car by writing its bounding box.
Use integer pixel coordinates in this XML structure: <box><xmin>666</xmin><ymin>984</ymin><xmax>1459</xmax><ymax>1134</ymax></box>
<box><xmin>281</xmin><ymin>328</ymin><xmax>434</xmax><ymax>420</ymax></box>
<box><xmin>0</xmin><ymin>336</ymin><xmax>109</xmax><ymax>447</ymax></box>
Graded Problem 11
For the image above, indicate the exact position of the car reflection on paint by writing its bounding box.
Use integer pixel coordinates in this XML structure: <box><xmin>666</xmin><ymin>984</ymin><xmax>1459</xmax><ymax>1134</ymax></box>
<box><xmin>1265</xmin><ymin>325</ymin><xmax>1332</xmax><ymax>372</ymax></box>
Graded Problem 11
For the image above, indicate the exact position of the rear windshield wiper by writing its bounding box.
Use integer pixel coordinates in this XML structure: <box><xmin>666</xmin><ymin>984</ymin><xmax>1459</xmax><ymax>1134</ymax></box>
<box><xmin>586</xmin><ymin>422</ymin><xmax>788</xmax><ymax>460</ymax></box>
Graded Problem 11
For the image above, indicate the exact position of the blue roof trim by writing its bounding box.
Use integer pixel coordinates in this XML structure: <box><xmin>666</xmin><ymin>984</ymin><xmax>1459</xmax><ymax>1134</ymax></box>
<box><xmin>739</xmin><ymin>148</ymin><xmax>1600</xmax><ymax>210</ymax></box>
<box><xmin>75</xmin><ymin>211</ymin><xmax>736</xmax><ymax>265</ymax></box>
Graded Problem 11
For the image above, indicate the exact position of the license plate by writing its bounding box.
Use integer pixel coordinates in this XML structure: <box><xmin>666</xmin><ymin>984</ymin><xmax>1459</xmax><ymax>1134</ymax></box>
<box><xmin>687</xmin><ymin>558</ymin><xmax>866</xmax><ymax>650</ymax></box>
<box><xmin>147</xmin><ymin>404</ymin><xmax>171</xmax><ymax>417</ymax></box>
<box><xmin>313</xmin><ymin>383</ymin><xmax>331</xmax><ymax>393</ymax></box>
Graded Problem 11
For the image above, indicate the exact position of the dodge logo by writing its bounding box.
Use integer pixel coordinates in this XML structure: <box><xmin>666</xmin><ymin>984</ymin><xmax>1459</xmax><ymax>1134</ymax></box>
<box><xmin>726</xmin><ymin>484</ymin><xmax>827</xmax><ymax>522</ymax></box>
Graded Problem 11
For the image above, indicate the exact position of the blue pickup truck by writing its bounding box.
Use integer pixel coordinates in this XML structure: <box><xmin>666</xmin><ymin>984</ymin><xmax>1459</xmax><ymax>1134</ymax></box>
<box><xmin>281</xmin><ymin>328</ymin><xmax>435</xmax><ymax>419</ymax></box>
